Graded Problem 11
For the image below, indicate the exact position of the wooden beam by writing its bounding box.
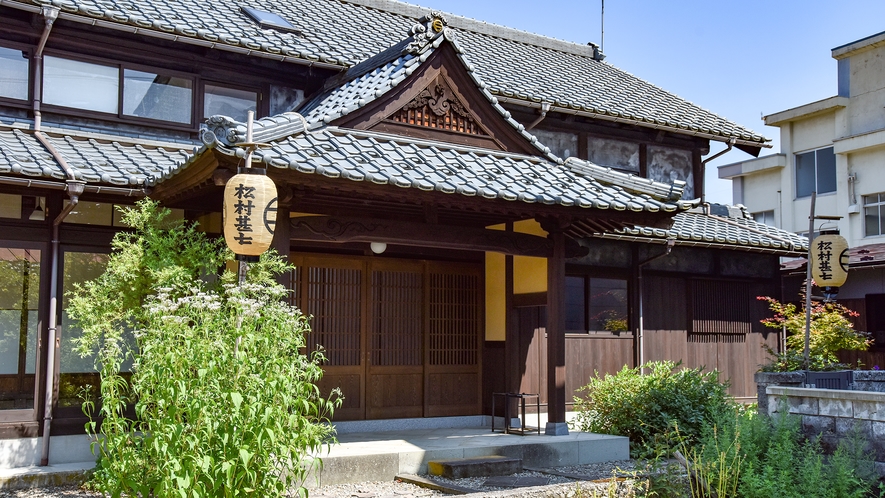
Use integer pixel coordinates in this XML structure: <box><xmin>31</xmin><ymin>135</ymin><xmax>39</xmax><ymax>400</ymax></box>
<box><xmin>288</xmin><ymin>215</ymin><xmax>587</xmax><ymax>258</ymax></box>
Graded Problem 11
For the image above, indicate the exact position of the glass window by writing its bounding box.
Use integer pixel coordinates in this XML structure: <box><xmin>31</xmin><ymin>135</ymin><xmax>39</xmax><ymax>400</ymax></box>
<box><xmin>64</xmin><ymin>201</ymin><xmax>114</xmax><ymax>226</ymax></box>
<box><xmin>43</xmin><ymin>56</ymin><xmax>119</xmax><ymax>114</ymax></box>
<box><xmin>0</xmin><ymin>195</ymin><xmax>46</xmax><ymax>221</ymax></box>
<box><xmin>565</xmin><ymin>275</ymin><xmax>628</xmax><ymax>333</ymax></box>
<box><xmin>0</xmin><ymin>46</ymin><xmax>29</xmax><ymax>101</ymax></box>
<box><xmin>864</xmin><ymin>193</ymin><xmax>885</xmax><ymax>237</ymax></box>
<box><xmin>795</xmin><ymin>147</ymin><xmax>836</xmax><ymax>197</ymax></box>
<box><xmin>59</xmin><ymin>251</ymin><xmax>137</xmax><ymax>408</ymax></box>
<box><xmin>0</xmin><ymin>247</ymin><xmax>40</xmax><ymax>410</ymax></box>
<box><xmin>204</xmin><ymin>84</ymin><xmax>258</xmax><ymax>122</ymax></box>
<box><xmin>123</xmin><ymin>69</ymin><xmax>192</xmax><ymax>124</ymax></box>
<box><xmin>531</xmin><ymin>129</ymin><xmax>578</xmax><ymax>160</ymax></box>
<box><xmin>752</xmin><ymin>210</ymin><xmax>776</xmax><ymax>227</ymax></box>
<box><xmin>588</xmin><ymin>278</ymin><xmax>628</xmax><ymax>333</ymax></box>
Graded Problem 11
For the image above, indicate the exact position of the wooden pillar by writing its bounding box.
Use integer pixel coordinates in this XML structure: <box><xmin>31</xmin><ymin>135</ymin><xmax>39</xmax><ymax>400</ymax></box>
<box><xmin>545</xmin><ymin>226</ymin><xmax>568</xmax><ymax>435</ymax></box>
<box><xmin>272</xmin><ymin>200</ymin><xmax>291</xmax><ymax>288</ymax></box>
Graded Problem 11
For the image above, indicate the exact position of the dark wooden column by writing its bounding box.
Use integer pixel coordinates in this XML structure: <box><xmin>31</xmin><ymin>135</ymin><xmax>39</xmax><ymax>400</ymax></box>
<box><xmin>271</xmin><ymin>194</ymin><xmax>291</xmax><ymax>288</ymax></box>
<box><xmin>545</xmin><ymin>225</ymin><xmax>569</xmax><ymax>435</ymax></box>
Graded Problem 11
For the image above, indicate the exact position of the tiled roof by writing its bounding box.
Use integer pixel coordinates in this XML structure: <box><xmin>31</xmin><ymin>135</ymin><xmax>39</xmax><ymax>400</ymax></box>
<box><xmin>0</xmin><ymin>124</ymin><xmax>196</xmax><ymax>186</ymax></box>
<box><xmin>599</xmin><ymin>205</ymin><xmax>809</xmax><ymax>255</ymax></box>
<box><xmin>298</xmin><ymin>20</ymin><xmax>563</xmax><ymax>163</ymax></box>
<box><xmin>5</xmin><ymin>0</ymin><xmax>769</xmax><ymax>147</ymax></box>
<box><xmin>198</xmin><ymin>120</ymin><xmax>695</xmax><ymax>213</ymax></box>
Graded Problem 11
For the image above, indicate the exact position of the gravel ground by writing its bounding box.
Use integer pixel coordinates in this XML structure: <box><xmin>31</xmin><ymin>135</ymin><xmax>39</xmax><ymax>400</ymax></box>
<box><xmin>0</xmin><ymin>460</ymin><xmax>640</xmax><ymax>498</ymax></box>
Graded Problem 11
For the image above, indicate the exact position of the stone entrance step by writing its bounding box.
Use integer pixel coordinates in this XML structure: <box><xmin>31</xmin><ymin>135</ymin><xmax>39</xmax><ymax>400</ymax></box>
<box><xmin>427</xmin><ymin>455</ymin><xmax>522</xmax><ymax>479</ymax></box>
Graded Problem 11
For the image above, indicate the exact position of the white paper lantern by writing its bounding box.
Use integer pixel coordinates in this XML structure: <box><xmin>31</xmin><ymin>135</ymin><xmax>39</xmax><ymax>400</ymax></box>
<box><xmin>223</xmin><ymin>171</ymin><xmax>277</xmax><ymax>257</ymax></box>
<box><xmin>811</xmin><ymin>232</ymin><xmax>849</xmax><ymax>288</ymax></box>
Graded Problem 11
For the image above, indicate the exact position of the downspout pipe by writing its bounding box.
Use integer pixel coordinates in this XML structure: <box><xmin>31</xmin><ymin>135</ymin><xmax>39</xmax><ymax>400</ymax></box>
<box><xmin>699</xmin><ymin>138</ymin><xmax>736</xmax><ymax>205</ymax></box>
<box><xmin>40</xmin><ymin>179</ymin><xmax>85</xmax><ymax>466</ymax></box>
<box><xmin>33</xmin><ymin>6</ymin><xmax>58</xmax><ymax>132</ymax></box>
<box><xmin>526</xmin><ymin>102</ymin><xmax>551</xmax><ymax>131</ymax></box>
<box><xmin>32</xmin><ymin>7</ymin><xmax>87</xmax><ymax>466</ymax></box>
<box><xmin>636</xmin><ymin>238</ymin><xmax>675</xmax><ymax>373</ymax></box>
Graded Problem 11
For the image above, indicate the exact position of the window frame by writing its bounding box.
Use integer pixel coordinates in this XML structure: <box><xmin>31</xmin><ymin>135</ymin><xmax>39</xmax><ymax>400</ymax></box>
<box><xmin>564</xmin><ymin>271</ymin><xmax>631</xmax><ymax>336</ymax></box>
<box><xmin>200</xmin><ymin>80</ymin><xmax>262</xmax><ymax>122</ymax></box>
<box><xmin>0</xmin><ymin>41</ymin><xmax>32</xmax><ymax>108</ymax></box>
<box><xmin>0</xmin><ymin>239</ymin><xmax>48</xmax><ymax>424</ymax></box>
<box><xmin>863</xmin><ymin>192</ymin><xmax>885</xmax><ymax>238</ymax></box>
<box><xmin>41</xmin><ymin>49</ymin><xmax>200</xmax><ymax>131</ymax></box>
<box><xmin>794</xmin><ymin>146</ymin><xmax>837</xmax><ymax>198</ymax></box>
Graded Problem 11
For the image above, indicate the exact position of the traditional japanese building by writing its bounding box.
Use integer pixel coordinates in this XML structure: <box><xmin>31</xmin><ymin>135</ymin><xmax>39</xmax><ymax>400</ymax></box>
<box><xmin>0</xmin><ymin>0</ymin><xmax>805</xmax><ymax>467</ymax></box>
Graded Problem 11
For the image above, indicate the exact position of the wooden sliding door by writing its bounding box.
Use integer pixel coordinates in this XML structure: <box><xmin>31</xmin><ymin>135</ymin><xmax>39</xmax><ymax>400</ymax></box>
<box><xmin>291</xmin><ymin>254</ymin><xmax>482</xmax><ymax>420</ymax></box>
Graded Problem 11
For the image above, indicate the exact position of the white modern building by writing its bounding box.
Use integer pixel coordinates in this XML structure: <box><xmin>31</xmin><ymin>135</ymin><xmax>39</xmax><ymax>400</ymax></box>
<box><xmin>719</xmin><ymin>30</ymin><xmax>885</xmax><ymax>357</ymax></box>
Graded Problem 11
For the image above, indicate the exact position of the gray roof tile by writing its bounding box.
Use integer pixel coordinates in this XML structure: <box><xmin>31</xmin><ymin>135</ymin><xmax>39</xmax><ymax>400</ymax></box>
<box><xmin>9</xmin><ymin>0</ymin><xmax>768</xmax><ymax>147</ymax></box>
<box><xmin>604</xmin><ymin>205</ymin><xmax>809</xmax><ymax>254</ymax></box>
<box><xmin>198</xmin><ymin>119</ymin><xmax>694</xmax><ymax>214</ymax></box>
<box><xmin>0</xmin><ymin>125</ymin><xmax>196</xmax><ymax>186</ymax></box>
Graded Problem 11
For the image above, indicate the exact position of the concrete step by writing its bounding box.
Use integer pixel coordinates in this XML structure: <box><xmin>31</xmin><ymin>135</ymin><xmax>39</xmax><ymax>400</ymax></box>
<box><xmin>0</xmin><ymin>461</ymin><xmax>93</xmax><ymax>490</ymax></box>
<box><xmin>427</xmin><ymin>455</ymin><xmax>522</xmax><ymax>479</ymax></box>
<box><xmin>307</xmin><ymin>426</ymin><xmax>629</xmax><ymax>488</ymax></box>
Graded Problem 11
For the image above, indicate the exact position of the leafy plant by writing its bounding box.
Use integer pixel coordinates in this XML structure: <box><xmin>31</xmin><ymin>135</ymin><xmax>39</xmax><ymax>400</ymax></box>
<box><xmin>71</xmin><ymin>200</ymin><xmax>340</xmax><ymax>497</ymax></box>
<box><xmin>758</xmin><ymin>295</ymin><xmax>871</xmax><ymax>371</ymax></box>
<box><xmin>572</xmin><ymin>361</ymin><xmax>734</xmax><ymax>458</ymax></box>
<box><xmin>677</xmin><ymin>404</ymin><xmax>881</xmax><ymax>498</ymax></box>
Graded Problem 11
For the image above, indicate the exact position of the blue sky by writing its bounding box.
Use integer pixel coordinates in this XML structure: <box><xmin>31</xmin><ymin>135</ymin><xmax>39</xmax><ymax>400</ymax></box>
<box><xmin>422</xmin><ymin>0</ymin><xmax>885</xmax><ymax>204</ymax></box>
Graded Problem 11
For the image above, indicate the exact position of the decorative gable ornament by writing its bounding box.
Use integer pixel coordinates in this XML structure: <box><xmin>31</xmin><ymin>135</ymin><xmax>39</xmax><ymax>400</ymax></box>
<box><xmin>406</xmin><ymin>11</ymin><xmax>449</xmax><ymax>53</ymax></box>
<box><xmin>811</xmin><ymin>229</ymin><xmax>849</xmax><ymax>294</ymax></box>
<box><xmin>391</xmin><ymin>78</ymin><xmax>484</xmax><ymax>135</ymax></box>
<box><xmin>223</xmin><ymin>168</ymin><xmax>278</xmax><ymax>259</ymax></box>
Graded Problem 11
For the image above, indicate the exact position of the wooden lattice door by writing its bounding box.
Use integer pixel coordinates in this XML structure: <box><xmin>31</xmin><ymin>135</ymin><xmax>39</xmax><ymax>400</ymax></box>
<box><xmin>291</xmin><ymin>254</ymin><xmax>482</xmax><ymax>420</ymax></box>
<box><xmin>293</xmin><ymin>256</ymin><xmax>366</xmax><ymax>420</ymax></box>
<box><xmin>366</xmin><ymin>260</ymin><xmax>424</xmax><ymax>419</ymax></box>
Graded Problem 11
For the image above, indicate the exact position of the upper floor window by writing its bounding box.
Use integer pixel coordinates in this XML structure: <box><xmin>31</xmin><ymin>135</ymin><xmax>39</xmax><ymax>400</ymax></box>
<box><xmin>795</xmin><ymin>147</ymin><xmax>836</xmax><ymax>198</ymax></box>
<box><xmin>203</xmin><ymin>84</ymin><xmax>257</xmax><ymax>122</ymax></box>
<box><xmin>123</xmin><ymin>69</ymin><xmax>193</xmax><ymax>123</ymax></box>
<box><xmin>863</xmin><ymin>192</ymin><xmax>885</xmax><ymax>237</ymax></box>
<box><xmin>0</xmin><ymin>46</ymin><xmax>29</xmax><ymax>101</ymax></box>
<box><xmin>43</xmin><ymin>55</ymin><xmax>194</xmax><ymax>125</ymax></box>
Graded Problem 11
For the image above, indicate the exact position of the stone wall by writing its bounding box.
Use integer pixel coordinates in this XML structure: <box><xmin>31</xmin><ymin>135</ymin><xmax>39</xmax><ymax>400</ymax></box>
<box><xmin>766</xmin><ymin>386</ymin><xmax>885</xmax><ymax>475</ymax></box>
<box><xmin>755</xmin><ymin>370</ymin><xmax>885</xmax><ymax>414</ymax></box>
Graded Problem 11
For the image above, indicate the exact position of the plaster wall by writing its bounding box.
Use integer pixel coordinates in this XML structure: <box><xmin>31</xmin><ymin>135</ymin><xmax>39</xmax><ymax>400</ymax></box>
<box><xmin>838</xmin><ymin>267</ymin><xmax>885</xmax><ymax>299</ymax></box>
<box><xmin>790</xmin><ymin>113</ymin><xmax>836</xmax><ymax>154</ymax></box>
<box><xmin>741</xmin><ymin>169</ymin><xmax>782</xmax><ymax>221</ymax></box>
<box><xmin>848</xmin><ymin>45</ymin><xmax>885</xmax><ymax>136</ymax></box>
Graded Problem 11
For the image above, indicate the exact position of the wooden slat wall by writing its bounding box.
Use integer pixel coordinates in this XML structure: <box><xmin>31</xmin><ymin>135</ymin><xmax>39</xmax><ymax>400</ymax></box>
<box><xmin>371</xmin><ymin>268</ymin><xmax>422</xmax><ymax>366</ymax></box>
<box><xmin>306</xmin><ymin>266</ymin><xmax>363</xmax><ymax>367</ymax></box>
<box><xmin>692</xmin><ymin>280</ymin><xmax>751</xmax><ymax>334</ymax></box>
<box><xmin>645</xmin><ymin>275</ymin><xmax>780</xmax><ymax>400</ymax></box>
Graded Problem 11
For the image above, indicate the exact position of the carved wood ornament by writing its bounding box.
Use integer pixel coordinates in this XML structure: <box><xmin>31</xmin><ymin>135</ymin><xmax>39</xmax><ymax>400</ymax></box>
<box><xmin>389</xmin><ymin>77</ymin><xmax>484</xmax><ymax>135</ymax></box>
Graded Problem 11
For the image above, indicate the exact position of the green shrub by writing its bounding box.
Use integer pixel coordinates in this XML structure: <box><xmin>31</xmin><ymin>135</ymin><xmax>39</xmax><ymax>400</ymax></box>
<box><xmin>572</xmin><ymin>361</ymin><xmax>734</xmax><ymax>458</ymax></box>
<box><xmin>71</xmin><ymin>200</ymin><xmax>339</xmax><ymax>497</ymax></box>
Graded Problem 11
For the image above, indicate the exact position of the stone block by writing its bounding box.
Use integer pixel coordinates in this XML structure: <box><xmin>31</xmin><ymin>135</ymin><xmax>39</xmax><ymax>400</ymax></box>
<box><xmin>854</xmin><ymin>401</ymin><xmax>885</xmax><ymax>421</ymax></box>
<box><xmin>788</xmin><ymin>396</ymin><xmax>819</xmax><ymax>416</ymax></box>
<box><xmin>313</xmin><ymin>453</ymin><xmax>399</xmax><ymax>487</ymax></box>
<box><xmin>835</xmin><ymin>418</ymin><xmax>871</xmax><ymax>439</ymax></box>
<box><xmin>819</xmin><ymin>398</ymin><xmax>853</xmax><ymax>418</ymax></box>
<box><xmin>802</xmin><ymin>415</ymin><xmax>835</xmax><ymax>438</ymax></box>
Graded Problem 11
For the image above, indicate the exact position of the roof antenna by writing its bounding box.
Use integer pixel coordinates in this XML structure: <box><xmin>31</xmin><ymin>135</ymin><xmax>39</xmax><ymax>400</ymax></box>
<box><xmin>601</xmin><ymin>0</ymin><xmax>604</xmax><ymax>54</ymax></box>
